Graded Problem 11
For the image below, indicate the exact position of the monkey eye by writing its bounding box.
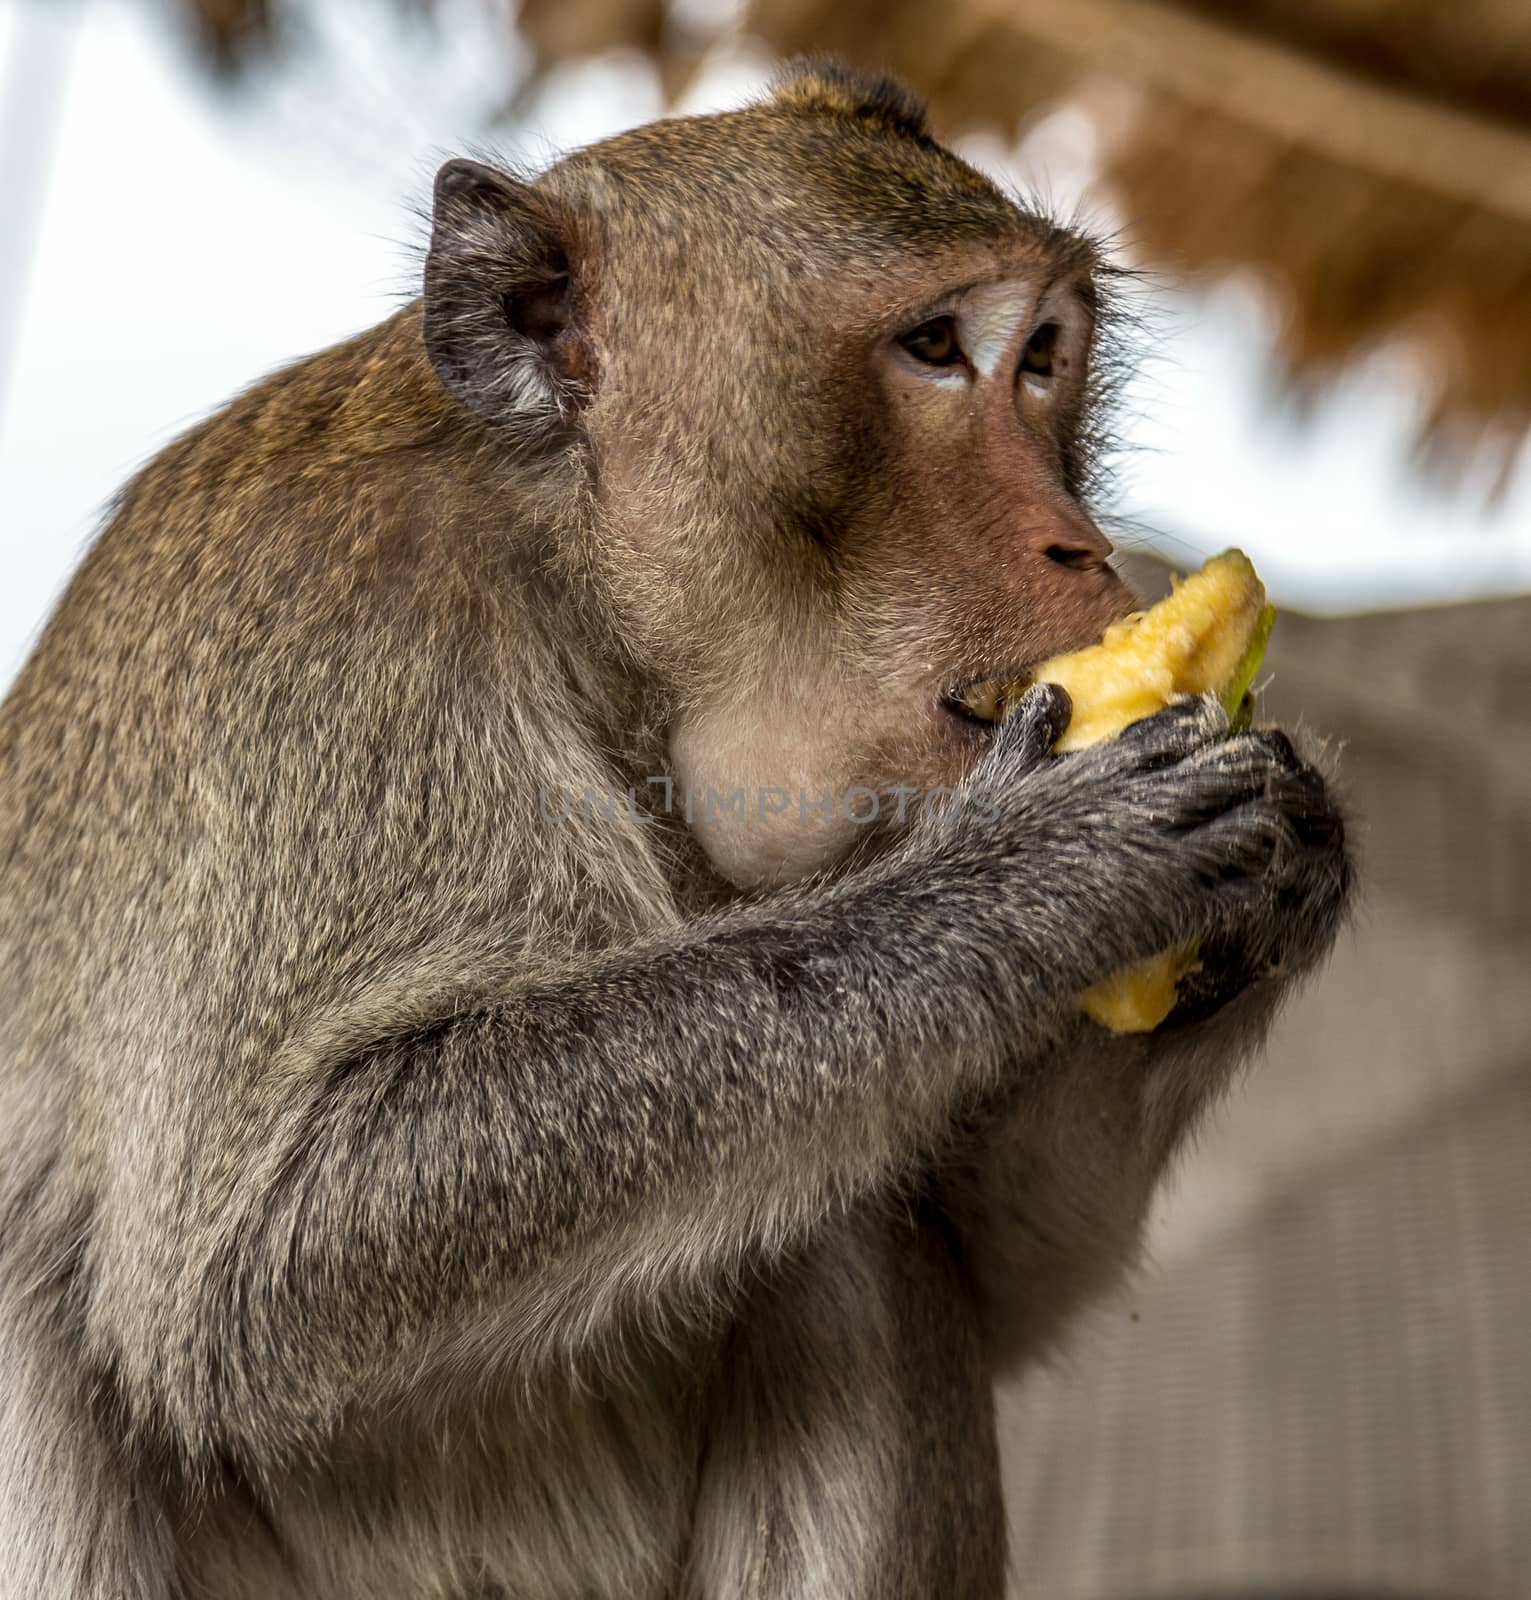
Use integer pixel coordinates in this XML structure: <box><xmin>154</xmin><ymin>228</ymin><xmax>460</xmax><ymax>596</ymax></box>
<box><xmin>899</xmin><ymin>315</ymin><xmax>965</xmax><ymax>368</ymax></box>
<box><xmin>1019</xmin><ymin>321</ymin><xmax>1061</xmax><ymax>392</ymax></box>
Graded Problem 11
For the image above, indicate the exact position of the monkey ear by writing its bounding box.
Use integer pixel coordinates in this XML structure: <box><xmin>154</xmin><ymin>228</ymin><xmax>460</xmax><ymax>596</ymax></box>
<box><xmin>423</xmin><ymin>159</ymin><xmax>597</xmax><ymax>438</ymax></box>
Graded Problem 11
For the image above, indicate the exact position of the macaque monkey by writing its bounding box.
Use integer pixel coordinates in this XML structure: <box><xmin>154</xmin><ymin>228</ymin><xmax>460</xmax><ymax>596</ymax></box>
<box><xmin>0</xmin><ymin>61</ymin><xmax>1349</xmax><ymax>1599</ymax></box>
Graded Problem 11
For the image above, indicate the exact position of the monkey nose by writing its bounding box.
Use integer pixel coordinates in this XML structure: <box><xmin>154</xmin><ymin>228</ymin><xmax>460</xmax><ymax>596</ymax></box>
<box><xmin>1034</xmin><ymin>512</ymin><xmax>1114</xmax><ymax>573</ymax></box>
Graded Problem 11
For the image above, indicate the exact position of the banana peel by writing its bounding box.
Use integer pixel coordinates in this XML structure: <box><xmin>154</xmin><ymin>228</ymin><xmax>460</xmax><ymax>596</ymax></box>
<box><xmin>1029</xmin><ymin>550</ymin><xmax>1277</xmax><ymax>1032</ymax></box>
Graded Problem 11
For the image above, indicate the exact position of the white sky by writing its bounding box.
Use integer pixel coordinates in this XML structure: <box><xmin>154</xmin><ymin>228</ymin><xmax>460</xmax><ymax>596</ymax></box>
<box><xmin>3</xmin><ymin>0</ymin><xmax>1530</xmax><ymax>691</ymax></box>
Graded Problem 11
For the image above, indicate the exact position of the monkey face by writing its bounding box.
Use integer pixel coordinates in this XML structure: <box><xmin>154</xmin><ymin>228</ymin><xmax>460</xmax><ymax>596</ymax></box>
<box><xmin>658</xmin><ymin>254</ymin><xmax>1136</xmax><ymax>888</ymax></box>
<box><xmin>423</xmin><ymin>68</ymin><xmax>1137</xmax><ymax>890</ymax></box>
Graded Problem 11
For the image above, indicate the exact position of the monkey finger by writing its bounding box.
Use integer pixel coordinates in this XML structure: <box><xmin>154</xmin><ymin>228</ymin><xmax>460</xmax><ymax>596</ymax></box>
<box><xmin>1181</xmin><ymin>800</ymin><xmax>1299</xmax><ymax>887</ymax></box>
<box><xmin>1254</xmin><ymin>728</ymin><xmax>1302</xmax><ymax>771</ymax></box>
<box><xmin>989</xmin><ymin>682</ymin><xmax>1072</xmax><ymax>772</ymax></box>
<box><xmin>1133</xmin><ymin>739</ymin><xmax>1280</xmax><ymax>831</ymax></box>
<box><xmin>1221</xmin><ymin>750</ymin><xmax>1338</xmax><ymax>847</ymax></box>
<box><xmin>1113</xmin><ymin>694</ymin><xmax>1229</xmax><ymax>770</ymax></box>
<box><xmin>1171</xmin><ymin>729</ymin><xmax>1311</xmax><ymax>803</ymax></box>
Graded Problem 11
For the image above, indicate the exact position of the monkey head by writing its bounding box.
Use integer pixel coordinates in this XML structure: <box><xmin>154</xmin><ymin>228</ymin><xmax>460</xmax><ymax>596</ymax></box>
<box><xmin>423</xmin><ymin>62</ymin><xmax>1135</xmax><ymax>889</ymax></box>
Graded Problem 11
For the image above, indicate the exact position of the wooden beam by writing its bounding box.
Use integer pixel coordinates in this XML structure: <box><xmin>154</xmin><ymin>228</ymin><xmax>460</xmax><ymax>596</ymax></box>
<box><xmin>973</xmin><ymin>0</ymin><xmax>1531</xmax><ymax>220</ymax></box>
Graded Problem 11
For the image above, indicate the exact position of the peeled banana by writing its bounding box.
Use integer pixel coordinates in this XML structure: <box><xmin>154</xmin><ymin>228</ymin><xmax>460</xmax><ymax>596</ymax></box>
<box><xmin>1030</xmin><ymin>549</ymin><xmax>1276</xmax><ymax>1032</ymax></box>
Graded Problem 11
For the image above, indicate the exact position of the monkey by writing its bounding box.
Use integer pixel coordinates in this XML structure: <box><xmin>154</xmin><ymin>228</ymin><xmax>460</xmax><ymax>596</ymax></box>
<box><xmin>0</xmin><ymin>59</ymin><xmax>1350</xmax><ymax>1600</ymax></box>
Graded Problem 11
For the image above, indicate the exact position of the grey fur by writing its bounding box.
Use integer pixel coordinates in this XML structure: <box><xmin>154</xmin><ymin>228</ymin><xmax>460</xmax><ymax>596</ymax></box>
<box><xmin>0</xmin><ymin>63</ymin><xmax>1351</xmax><ymax>1600</ymax></box>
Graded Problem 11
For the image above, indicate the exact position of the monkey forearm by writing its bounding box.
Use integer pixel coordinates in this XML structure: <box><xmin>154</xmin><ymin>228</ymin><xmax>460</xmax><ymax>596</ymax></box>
<box><xmin>156</xmin><ymin>713</ymin><xmax>1325</xmax><ymax>1452</ymax></box>
<box><xmin>198</xmin><ymin>839</ymin><xmax>1110</xmax><ymax>1447</ymax></box>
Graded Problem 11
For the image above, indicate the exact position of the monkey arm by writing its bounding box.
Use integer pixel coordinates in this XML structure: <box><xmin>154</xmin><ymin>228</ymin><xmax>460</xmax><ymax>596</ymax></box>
<box><xmin>133</xmin><ymin>701</ymin><xmax>1303</xmax><ymax>1465</ymax></box>
<box><xmin>191</xmin><ymin>839</ymin><xmax>1100</xmax><ymax>1460</ymax></box>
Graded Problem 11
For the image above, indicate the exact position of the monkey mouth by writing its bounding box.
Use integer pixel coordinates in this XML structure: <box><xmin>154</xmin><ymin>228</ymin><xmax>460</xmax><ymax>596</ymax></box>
<box><xmin>941</xmin><ymin>671</ymin><xmax>1035</xmax><ymax>728</ymax></box>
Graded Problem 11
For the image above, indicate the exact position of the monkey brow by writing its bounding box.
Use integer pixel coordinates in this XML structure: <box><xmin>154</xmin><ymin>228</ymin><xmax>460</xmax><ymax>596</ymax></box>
<box><xmin>825</xmin><ymin>181</ymin><xmax>1087</xmax><ymax>275</ymax></box>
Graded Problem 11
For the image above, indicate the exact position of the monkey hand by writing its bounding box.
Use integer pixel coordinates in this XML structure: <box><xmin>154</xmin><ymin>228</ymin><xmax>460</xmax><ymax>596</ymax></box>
<box><xmin>946</xmin><ymin>685</ymin><xmax>1351</xmax><ymax>1032</ymax></box>
<box><xmin>1154</xmin><ymin>721</ymin><xmax>1351</xmax><ymax>1028</ymax></box>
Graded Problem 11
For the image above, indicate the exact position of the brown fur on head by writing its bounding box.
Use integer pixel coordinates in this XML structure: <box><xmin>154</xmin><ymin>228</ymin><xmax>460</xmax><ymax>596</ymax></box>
<box><xmin>424</xmin><ymin>60</ymin><xmax>1134</xmax><ymax>888</ymax></box>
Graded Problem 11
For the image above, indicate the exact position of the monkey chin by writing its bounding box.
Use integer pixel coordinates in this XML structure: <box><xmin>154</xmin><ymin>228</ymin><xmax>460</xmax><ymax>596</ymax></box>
<box><xmin>668</xmin><ymin>688</ymin><xmax>980</xmax><ymax>891</ymax></box>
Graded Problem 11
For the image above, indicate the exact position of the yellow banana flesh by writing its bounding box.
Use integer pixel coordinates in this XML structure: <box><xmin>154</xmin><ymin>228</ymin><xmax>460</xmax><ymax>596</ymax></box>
<box><xmin>1030</xmin><ymin>549</ymin><xmax>1276</xmax><ymax>1032</ymax></box>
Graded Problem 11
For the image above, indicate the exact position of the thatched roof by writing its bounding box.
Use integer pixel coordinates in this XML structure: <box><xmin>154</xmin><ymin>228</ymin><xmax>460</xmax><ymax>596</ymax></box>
<box><xmin>174</xmin><ymin>0</ymin><xmax>1531</xmax><ymax>457</ymax></box>
<box><xmin>177</xmin><ymin>0</ymin><xmax>275</xmax><ymax>75</ymax></box>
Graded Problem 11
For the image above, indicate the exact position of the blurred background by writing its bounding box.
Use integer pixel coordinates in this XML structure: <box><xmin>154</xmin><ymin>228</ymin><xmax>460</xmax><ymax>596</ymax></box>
<box><xmin>2</xmin><ymin>1</ymin><xmax>1528</xmax><ymax>1594</ymax></box>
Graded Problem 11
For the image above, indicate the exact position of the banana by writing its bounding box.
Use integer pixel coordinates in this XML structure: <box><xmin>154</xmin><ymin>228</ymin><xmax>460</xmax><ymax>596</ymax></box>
<box><xmin>1030</xmin><ymin>549</ymin><xmax>1276</xmax><ymax>1032</ymax></box>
